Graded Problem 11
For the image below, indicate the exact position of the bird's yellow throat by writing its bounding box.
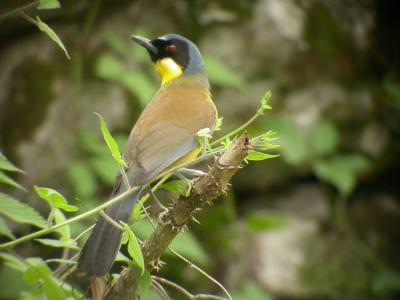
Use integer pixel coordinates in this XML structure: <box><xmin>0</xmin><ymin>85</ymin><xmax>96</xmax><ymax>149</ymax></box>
<box><xmin>155</xmin><ymin>58</ymin><xmax>183</xmax><ymax>85</ymax></box>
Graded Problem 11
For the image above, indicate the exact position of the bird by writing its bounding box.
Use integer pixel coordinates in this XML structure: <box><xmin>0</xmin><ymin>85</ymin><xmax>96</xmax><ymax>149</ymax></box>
<box><xmin>78</xmin><ymin>33</ymin><xmax>217</xmax><ymax>277</ymax></box>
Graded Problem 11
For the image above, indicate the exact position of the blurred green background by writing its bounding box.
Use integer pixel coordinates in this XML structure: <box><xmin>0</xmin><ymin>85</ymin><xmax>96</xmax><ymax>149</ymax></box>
<box><xmin>1</xmin><ymin>0</ymin><xmax>400</xmax><ymax>299</ymax></box>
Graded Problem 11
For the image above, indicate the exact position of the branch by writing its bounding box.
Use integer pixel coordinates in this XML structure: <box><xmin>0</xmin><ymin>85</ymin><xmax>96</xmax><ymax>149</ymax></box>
<box><xmin>104</xmin><ymin>134</ymin><xmax>250</xmax><ymax>300</ymax></box>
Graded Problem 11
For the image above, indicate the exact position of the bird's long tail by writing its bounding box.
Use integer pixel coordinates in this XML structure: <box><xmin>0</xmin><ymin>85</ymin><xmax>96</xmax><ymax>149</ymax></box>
<box><xmin>78</xmin><ymin>186</ymin><xmax>139</xmax><ymax>277</ymax></box>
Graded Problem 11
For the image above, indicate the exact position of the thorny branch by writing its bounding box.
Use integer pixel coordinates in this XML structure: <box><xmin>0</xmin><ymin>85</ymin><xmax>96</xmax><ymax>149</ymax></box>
<box><xmin>103</xmin><ymin>134</ymin><xmax>250</xmax><ymax>300</ymax></box>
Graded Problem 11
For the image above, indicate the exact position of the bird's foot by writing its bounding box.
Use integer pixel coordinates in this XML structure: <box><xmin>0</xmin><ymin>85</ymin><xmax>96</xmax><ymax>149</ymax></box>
<box><xmin>148</xmin><ymin>258</ymin><xmax>166</xmax><ymax>272</ymax></box>
<box><xmin>158</xmin><ymin>207</ymin><xmax>171</xmax><ymax>225</ymax></box>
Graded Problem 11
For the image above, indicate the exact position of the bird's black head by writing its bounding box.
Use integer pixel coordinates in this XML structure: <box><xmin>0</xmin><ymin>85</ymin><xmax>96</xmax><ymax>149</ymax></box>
<box><xmin>131</xmin><ymin>33</ymin><xmax>204</xmax><ymax>84</ymax></box>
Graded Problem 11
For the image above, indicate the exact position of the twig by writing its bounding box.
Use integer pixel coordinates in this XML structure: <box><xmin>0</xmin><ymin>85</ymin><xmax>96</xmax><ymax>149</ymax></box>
<box><xmin>152</xmin><ymin>275</ymin><xmax>194</xmax><ymax>299</ymax></box>
<box><xmin>73</xmin><ymin>224</ymin><xmax>95</xmax><ymax>243</ymax></box>
<box><xmin>99</xmin><ymin>210</ymin><xmax>124</xmax><ymax>230</ymax></box>
<box><xmin>151</xmin><ymin>279</ymin><xmax>172</xmax><ymax>300</ymax></box>
<box><xmin>153</xmin><ymin>275</ymin><xmax>228</xmax><ymax>300</ymax></box>
<box><xmin>168</xmin><ymin>248</ymin><xmax>232</xmax><ymax>300</ymax></box>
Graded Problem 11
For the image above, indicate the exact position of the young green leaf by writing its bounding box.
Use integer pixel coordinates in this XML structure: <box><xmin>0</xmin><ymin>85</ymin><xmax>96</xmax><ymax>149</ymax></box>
<box><xmin>34</xmin><ymin>186</ymin><xmax>78</xmax><ymax>212</ymax></box>
<box><xmin>37</xmin><ymin>0</ymin><xmax>61</xmax><ymax>10</ymax></box>
<box><xmin>95</xmin><ymin>113</ymin><xmax>127</xmax><ymax>168</ymax></box>
<box><xmin>0</xmin><ymin>253</ymin><xmax>28</xmax><ymax>272</ymax></box>
<box><xmin>0</xmin><ymin>216</ymin><xmax>15</xmax><ymax>239</ymax></box>
<box><xmin>0</xmin><ymin>193</ymin><xmax>47</xmax><ymax>228</ymax></box>
<box><xmin>246</xmin><ymin>150</ymin><xmax>279</xmax><ymax>161</ymax></box>
<box><xmin>122</xmin><ymin>223</ymin><xmax>145</xmax><ymax>274</ymax></box>
<box><xmin>34</xmin><ymin>239</ymin><xmax>79</xmax><ymax>250</ymax></box>
<box><xmin>250</xmin><ymin>130</ymin><xmax>279</xmax><ymax>151</ymax></box>
<box><xmin>34</xmin><ymin>16</ymin><xmax>70</xmax><ymax>60</ymax></box>
<box><xmin>0</xmin><ymin>171</ymin><xmax>26</xmax><ymax>191</ymax></box>
<box><xmin>221</xmin><ymin>137</ymin><xmax>232</xmax><ymax>149</ymax></box>
<box><xmin>214</xmin><ymin>117</ymin><xmax>224</xmax><ymax>132</ymax></box>
<box><xmin>53</xmin><ymin>209</ymin><xmax>70</xmax><ymax>241</ymax></box>
<box><xmin>162</xmin><ymin>179</ymin><xmax>192</xmax><ymax>197</ymax></box>
<box><xmin>67</xmin><ymin>162</ymin><xmax>97</xmax><ymax>198</ymax></box>
<box><xmin>258</xmin><ymin>90</ymin><xmax>272</xmax><ymax>115</ymax></box>
<box><xmin>196</xmin><ymin>127</ymin><xmax>212</xmax><ymax>152</ymax></box>
<box><xmin>311</xmin><ymin>120</ymin><xmax>339</xmax><ymax>157</ymax></box>
<box><xmin>0</xmin><ymin>153</ymin><xmax>24</xmax><ymax>173</ymax></box>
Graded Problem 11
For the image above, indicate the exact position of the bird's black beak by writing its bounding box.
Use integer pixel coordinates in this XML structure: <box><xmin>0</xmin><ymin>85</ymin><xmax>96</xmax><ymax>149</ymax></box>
<box><xmin>131</xmin><ymin>35</ymin><xmax>158</xmax><ymax>55</ymax></box>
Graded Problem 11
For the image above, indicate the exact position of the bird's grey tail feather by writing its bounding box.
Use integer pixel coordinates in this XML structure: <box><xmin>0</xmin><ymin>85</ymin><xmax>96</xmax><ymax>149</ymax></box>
<box><xmin>78</xmin><ymin>187</ymin><xmax>139</xmax><ymax>277</ymax></box>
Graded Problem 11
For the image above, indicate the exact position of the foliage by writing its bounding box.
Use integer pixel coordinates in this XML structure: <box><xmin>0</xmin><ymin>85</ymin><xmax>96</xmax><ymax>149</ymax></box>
<box><xmin>0</xmin><ymin>152</ymin><xmax>26</xmax><ymax>191</ymax></box>
<box><xmin>0</xmin><ymin>193</ymin><xmax>47</xmax><ymax>230</ymax></box>
<box><xmin>34</xmin><ymin>186</ymin><xmax>79</xmax><ymax>212</ymax></box>
<box><xmin>95</xmin><ymin>113</ymin><xmax>127</xmax><ymax>168</ymax></box>
<box><xmin>232</xmin><ymin>281</ymin><xmax>274</xmax><ymax>300</ymax></box>
<box><xmin>122</xmin><ymin>223</ymin><xmax>145</xmax><ymax>274</ymax></box>
<box><xmin>266</xmin><ymin>117</ymin><xmax>369</xmax><ymax>198</ymax></box>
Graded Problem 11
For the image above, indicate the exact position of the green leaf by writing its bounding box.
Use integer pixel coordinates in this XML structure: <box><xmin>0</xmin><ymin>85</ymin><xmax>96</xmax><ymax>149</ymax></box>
<box><xmin>246</xmin><ymin>213</ymin><xmax>287</xmax><ymax>231</ymax></box>
<box><xmin>250</xmin><ymin>130</ymin><xmax>279</xmax><ymax>151</ymax></box>
<box><xmin>67</xmin><ymin>162</ymin><xmax>97</xmax><ymax>198</ymax></box>
<box><xmin>265</xmin><ymin>117</ymin><xmax>308</xmax><ymax>165</ymax></box>
<box><xmin>53</xmin><ymin>209</ymin><xmax>70</xmax><ymax>241</ymax></box>
<box><xmin>0</xmin><ymin>253</ymin><xmax>27</xmax><ymax>272</ymax></box>
<box><xmin>123</xmin><ymin>223</ymin><xmax>145</xmax><ymax>274</ymax></box>
<box><xmin>95</xmin><ymin>113</ymin><xmax>127</xmax><ymax>168</ymax></box>
<box><xmin>42</xmin><ymin>275</ymin><xmax>67</xmax><ymax>300</ymax></box>
<box><xmin>91</xmin><ymin>155</ymin><xmax>119</xmax><ymax>186</ymax></box>
<box><xmin>96</xmin><ymin>54</ymin><xmax>156</xmax><ymax>106</ymax></box>
<box><xmin>259</xmin><ymin>90</ymin><xmax>272</xmax><ymax>114</ymax></box>
<box><xmin>314</xmin><ymin>154</ymin><xmax>369</xmax><ymax>196</ymax></box>
<box><xmin>0</xmin><ymin>193</ymin><xmax>47</xmax><ymax>228</ymax></box>
<box><xmin>34</xmin><ymin>186</ymin><xmax>78</xmax><ymax>212</ymax></box>
<box><xmin>0</xmin><ymin>216</ymin><xmax>15</xmax><ymax>239</ymax></box>
<box><xmin>37</xmin><ymin>0</ymin><xmax>60</xmax><ymax>10</ymax></box>
<box><xmin>23</xmin><ymin>258</ymin><xmax>66</xmax><ymax>300</ymax></box>
<box><xmin>35</xmin><ymin>238</ymin><xmax>79</xmax><ymax>250</ymax></box>
<box><xmin>233</xmin><ymin>281</ymin><xmax>273</xmax><ymax>300</ymax></box>
<box><xmin>137</xmin><ymin>269</ymin><xmax>151</xmax><ymax>294</ymax></box>
<box><xmin>115</xmin><ymin>251</ymin><xmax>130</xmax><ymax>263</ymax></box>
<box><xmin>311</xmin><ymin>120</ymin><xmax>339</xmax><ymax>156</ymax></box>
<box><xmin>0</xmin><ymin>153</ymin><xmax>24</xmax><ymax>173</ymax></box>
<box><xmin>78</xmin><ymin>128</ymin><xmax>108</xmax><ymax>155</ymax></box>
<box><xmin>34</xmin><ymin>16</ymin><xmax>70</xmax><ymax>60</ymax></box>
<box><xmin>214</xmin><ymin>117</ymin><xmax>223</xmax><ymax>132</ymax></box>
<box><xmin>196</xmin><ymin>127</ymin><xmax>212</xmax><ymax>152</ymax></box>
<box><xmin>246</xmin><ymin>150</ymin><xmax>279</xmax><ymax>161</ymax></box>
<box><xmin>101</xmin><ymin>30</ymin><xmax>131</xmax><ymax>55</ymax></box>
<box><xmin>221</xmin><ymin>137</ymin><xmax>232</xmax><ymax>149</ymax></box>
<box><xmin>162</xmin><ymin>179</ymin><xmax>191</xmax><ymax>197</ymax></box>
<box><xmin>0</xmin><ymin>170</ymin><xmax>26</xmax><ymax>191</ymax></box>
<box><xmin>205</xmin><ymin>56</ymin><xmax>246</xmax><ymax>89</ymax></box>
<box><xmin>23</xmin><ymin>258</ymin><xmax>52</xmax><ymax>285</ymax></box>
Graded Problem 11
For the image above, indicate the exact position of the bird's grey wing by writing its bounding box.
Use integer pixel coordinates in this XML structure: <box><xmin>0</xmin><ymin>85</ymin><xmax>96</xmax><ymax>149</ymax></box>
<box><xmin>125</xmin><ymin>122</ymin><xmax>198</xmax><ymax>185</ymax></box>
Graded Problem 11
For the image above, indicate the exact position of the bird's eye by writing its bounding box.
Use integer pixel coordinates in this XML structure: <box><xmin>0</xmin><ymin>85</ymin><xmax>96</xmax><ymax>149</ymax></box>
<box><xmin>165</xmin><ymin>44</ymin><xmax>177</xmax><ymax>52</ymax></box>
